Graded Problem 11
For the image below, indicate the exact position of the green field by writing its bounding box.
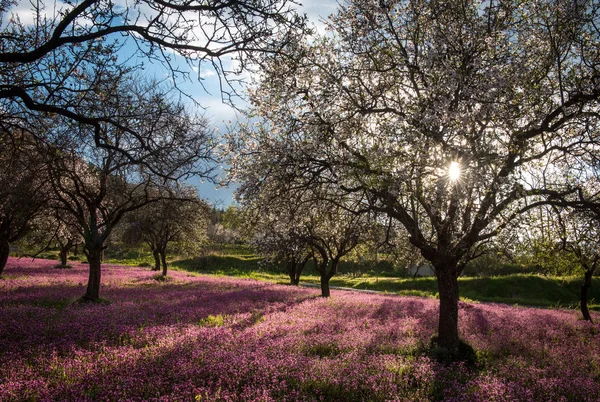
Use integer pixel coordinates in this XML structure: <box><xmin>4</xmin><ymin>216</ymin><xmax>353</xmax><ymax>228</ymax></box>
<box><xmin>170</xmin><ymin>253</ymin><xmax>599</xmax><ymax>311</ymax></box>
<box><xmin>20</xmin><ymin>246</ymin><xmax>598</xmax><ymax>311</ymax></box>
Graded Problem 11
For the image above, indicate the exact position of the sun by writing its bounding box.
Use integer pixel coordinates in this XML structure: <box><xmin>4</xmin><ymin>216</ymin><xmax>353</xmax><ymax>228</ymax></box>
<box><xmin>448</xmin><ymin>161</ymin><xmax>461</xmax><ymax>182</ymax></box>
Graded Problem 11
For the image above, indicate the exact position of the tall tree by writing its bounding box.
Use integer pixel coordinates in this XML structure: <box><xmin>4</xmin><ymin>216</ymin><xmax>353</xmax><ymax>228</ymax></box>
<box><xmin>0</xmin><ymin>0</ymin><xmax>306</xmax><ymax>148</ymax></box>
<box><xmin>0</xmin><ymin>130</ymin><xmax>49</xmax><ymax>274</ymax></box>
<box><xmin>44</xmin><ymin>77</ymin><xmax>212</xmax><ymax>301</ymax></box>
<box><xmin>229</xmin><ymin>0</ymin><xmax>600</xmax><ymax>353</ymax></box>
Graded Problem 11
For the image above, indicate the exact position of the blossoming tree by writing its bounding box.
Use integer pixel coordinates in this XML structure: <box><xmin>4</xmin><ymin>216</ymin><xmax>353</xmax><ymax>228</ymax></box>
<box><xmin>121</xmin><ymin>187</ymin><xmax>210</xmax><ymax>276</ymax></box>
<box><xmin>230</xmin><ymin>0</ymin><xmax>600</xmax><ymax>353</ymax></box>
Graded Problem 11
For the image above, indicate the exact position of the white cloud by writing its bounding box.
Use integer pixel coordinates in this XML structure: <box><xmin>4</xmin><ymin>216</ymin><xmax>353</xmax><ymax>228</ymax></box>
<box><xmin>191</xmin><ymin>64</ymin><xmax>217</xmax><ymax>79</ymax></box>
<box><xmin>299</xmin><ymin>0</ymin><xmax>338</xmax><ymax>34</ymax></box>
<box><xmin>8</xmin><ymin>0</ymin><xmax>70</xmax><ymax>27</ymax></box>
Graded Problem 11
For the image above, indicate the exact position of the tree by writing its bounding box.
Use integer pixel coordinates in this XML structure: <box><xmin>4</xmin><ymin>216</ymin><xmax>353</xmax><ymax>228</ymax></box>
<box><xmin>521</xmin><ymin>205</ymin><xmax>600</xmax><ymax>322</ymax></box>
<box><xmin>246</xmin><ymin>201</ymin><xmax>313</xmax><ymax>286</ymax></box>
<box><xmin>122</xmin><ymin>188</ymin><xmax>210</xmax><ymax>276</ymax></box>
<box><xmin>44</xmin><ymin>76</ymin><xmax>212</xmax><ymax>301</ymax></box>
<box><xmin>233</xmin><ymin>163</ymin><xmax>375</xmax><ymax>295</ymax></box>
<box><xmin>229</xmin><ymin>0</ymin><xmax>600</xmax><ymax>352</ymax></box>
<box><xmin>303</xmin><ymin>198</ymin><xmax>374</xmax><ymax>297</ymax></box>
<box><xmin>0</xmin><ymin>130</ymin><xmax>49</xmax><ymax>274</ymax></box>
<box><xmin>0</xmin><ymin>0</ymin><xmax>306</xmax><ymax>157</ymax></box>
<box><xmin>53</xmin><ymin>217</ymin><xmax>83</xmax><ymax>267</ymax></box>
<box><xmin>555</xmin><ymin>209</ymin><xmax>600</xmax><ymax>322</ymax></box>
<box><xmin>23</xmin><ymin>208</ymin><xmax>84</xmax><ymax>267</ymax></box>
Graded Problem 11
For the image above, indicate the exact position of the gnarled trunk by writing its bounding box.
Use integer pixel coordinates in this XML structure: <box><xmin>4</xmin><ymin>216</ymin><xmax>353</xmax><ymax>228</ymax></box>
<box><xmin>82</xmin><ymin>246</ymin><xmax>102</xmax><ymax>302</ymax></box>
<box><xmin>320</xmin><ymin>274</ymin><xmax>331</xmax><ymax>297</ymax></box>
<box><xmin>581</xmin><ymin>269</ymin><xmax>593</xmax><ymax>322</ymax></box>
<box><xmin>435</xmin><ymin>264</ymin><xmax>460</xmax><ymax>352</ymax></box>
<box><xmin>0</xmin><ymin>238</ymin><xmax>9</xmax><ymax>276</ymax></box>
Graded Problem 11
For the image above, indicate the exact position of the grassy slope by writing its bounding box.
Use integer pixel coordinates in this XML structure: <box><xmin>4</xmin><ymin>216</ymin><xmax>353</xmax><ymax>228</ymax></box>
<box><xmin>171</xmin><ymin>254</ymin><xmax>600</xmax><ymax>311</ymax></box>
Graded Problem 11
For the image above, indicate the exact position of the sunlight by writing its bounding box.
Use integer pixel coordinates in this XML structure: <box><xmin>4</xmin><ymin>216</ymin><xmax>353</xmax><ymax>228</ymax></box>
<box><xmin>448</xmin><ymin>161</ymin><xmax>461</xmax><ymax>182</ymax></box>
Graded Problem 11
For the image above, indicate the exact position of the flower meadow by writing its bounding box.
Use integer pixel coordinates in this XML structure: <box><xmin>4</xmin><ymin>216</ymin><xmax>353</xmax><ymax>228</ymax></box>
<box><xmin>1</xmin><ymin>258</ymin><xmax>599</xmax><ymax>401</ymax></box>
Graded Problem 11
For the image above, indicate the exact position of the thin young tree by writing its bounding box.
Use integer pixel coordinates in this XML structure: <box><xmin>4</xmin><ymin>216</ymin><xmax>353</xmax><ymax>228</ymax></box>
<box><xmin>121</xmin><ymin>188</ymin><xmax>210</xmax><ymax>276</ymax></box>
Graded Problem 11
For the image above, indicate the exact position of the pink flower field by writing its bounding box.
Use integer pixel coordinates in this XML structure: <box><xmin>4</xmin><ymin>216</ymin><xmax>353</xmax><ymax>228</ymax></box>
<box><xmin>0</xmin><ymin>257</ymin><xmax>599</xmax><ymax>401</ymax></box>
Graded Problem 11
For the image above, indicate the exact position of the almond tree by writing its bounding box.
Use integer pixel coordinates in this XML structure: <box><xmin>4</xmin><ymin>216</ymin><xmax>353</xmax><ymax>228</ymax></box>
<box><xmin>45</xmin><ymin>76</ymin><xmax>212</xmax><ymax>302</ymax></box>
<box><xmin>230</xmin><ymin>0</ymin><xmax>600</xmax><ymax>353</ymax></box>
<box><xmin>303</xmin><ymin>198</ymin><xmax>374</xmax><ymax>297</ymax></box>
<box><xmin>121</xmin><ymin>187</ymin><xmax>210</xmax><ymax>276</ymax></box>
<box><xmin>233</xmin><ymin>161</ymin><xmax>376</xmax><ymax>295</ymax></box>
<box><xmin>24</xmin><ymin>209</ymin><xmax>84</xmax><ymax>267</ymax></box>
<box><xmin>246</xmin><ymin>201</ymin><xmax>313</xmax><ymax>286</ymax></box>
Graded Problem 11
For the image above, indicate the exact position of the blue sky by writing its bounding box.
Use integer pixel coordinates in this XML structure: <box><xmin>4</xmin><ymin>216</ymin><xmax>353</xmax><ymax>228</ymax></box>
<box><xmin>10</xmin><ymin>0</ymin><xmax>336</xmax><ymax>208</ymax></box>
<box><xmin>174</xmin><ymin>0</ymin><xmax>338</xmax><ymax>207</ymax></box>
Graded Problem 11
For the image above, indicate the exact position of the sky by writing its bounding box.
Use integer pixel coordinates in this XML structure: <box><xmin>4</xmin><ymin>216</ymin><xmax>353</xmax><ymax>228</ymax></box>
<box><xmin>8</xmin><ymin>0</ymin><xmax>336</xmax><ymax>208</ymax></box>
<box><xmin>173</xmin><ymin>0</ymin><xmax>338</xmax><ymax>207</ymax></box>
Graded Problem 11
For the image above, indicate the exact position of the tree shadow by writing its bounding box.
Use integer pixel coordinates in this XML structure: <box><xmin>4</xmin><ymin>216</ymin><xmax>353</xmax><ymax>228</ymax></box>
<box><xmin>0</xmin><ymin>266</ymin><xmax>318</xmax><ymax>358</ymax></box>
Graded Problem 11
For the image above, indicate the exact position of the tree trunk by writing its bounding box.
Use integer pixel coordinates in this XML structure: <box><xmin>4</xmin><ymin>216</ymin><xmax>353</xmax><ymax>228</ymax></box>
<box><xmin>435</xmin><ymin>265</ymin><xmax>460</xmax><ymax>352</ymax></box>
<box><xmin>82</xmin><ymin>247</ymin><xmax>102</xmax><ymax>302</ymax></box>
<box><xmin>160</xmin><ymin>251</ymin><xmax>168</xmax><ymax>276</ymax></box>
<box><xmin>288</xmin><ymin>261</ymin><xmax>296</xmax><ymax>285</ymax></box>
<box><xmin>59</xmin><ymin>247</ymin><xmax>69</xmax><ymax>266</ymax></box>
<box><xmin>581</xmin><ymin>269</ymin><xmax>593</xmax><ymax>322</ymax></box>
<box><xmin>0</xmin><ymin>238</ymin><xmax>9</xmax><ymax>276</ymax></box>
<box><xmin>288</xmin><ymin>261</ymin><xmax>302</xmax><ymax>285</ymax></box>
<box><xmin>320</xmin><ymin>274</ymin><xmax>331</xmax><ymax>297</ymax></box>
<box><xmin>152</xmin><ymin>249</ymin><xmax>161</xmax><ymax>271</ymax></box>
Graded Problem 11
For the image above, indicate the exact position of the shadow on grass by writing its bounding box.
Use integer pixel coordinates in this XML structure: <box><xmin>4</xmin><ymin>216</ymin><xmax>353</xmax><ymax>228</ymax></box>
<box><xmin>0</xmin><ymin>261</ymin><xmax>318</xmax><ymax>359</ymax></box>
<box><xmin>173</xmin><ymin>255</ymin><xmax>599</xmax><ymax>310</ymax></box>
<box><xmin>324</xmin><ymin>274</ymin><xmax>598</xmax><ymax>310</ymax></box>
<box><xmin>173</xmin><ymin>255</ymin><xmax>268</xmax><ymax>276</ymax></box>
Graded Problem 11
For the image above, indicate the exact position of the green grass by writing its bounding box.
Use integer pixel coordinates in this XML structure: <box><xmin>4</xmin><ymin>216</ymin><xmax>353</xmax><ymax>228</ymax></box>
<box><xmin>14</xmin><ymin>244</ymin><xmax>598</xmax><ymax>311</ymax></box>
<box><xmin>172</xmin><ymin>254</ymin><xmax>599</xmax><ymax>311</ymax></box>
